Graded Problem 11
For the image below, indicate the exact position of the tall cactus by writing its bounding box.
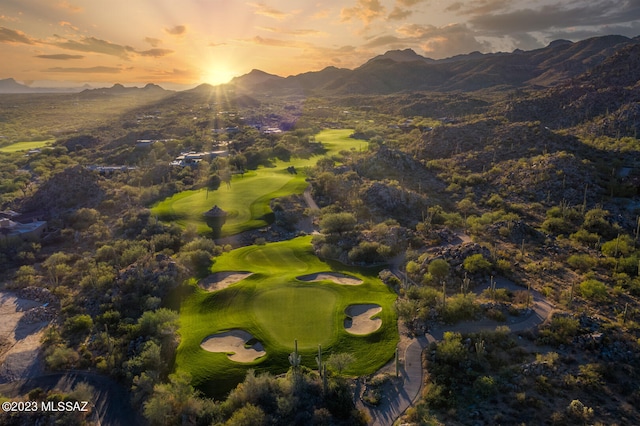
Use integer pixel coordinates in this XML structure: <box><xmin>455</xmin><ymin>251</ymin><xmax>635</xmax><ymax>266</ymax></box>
<box><xmin>289</xmin><ymin>339</ymin><xmax>301</xmax><ymax>368</ymax></box>
<box><xmin>315</xmin><ymin>344</ymin><xmax>322</xmax><ymax>371</ymax></box>
<box><xmin>475</xmin><ymin>339</ymin><xmax>485</xmax><ymax>358</ymax></box>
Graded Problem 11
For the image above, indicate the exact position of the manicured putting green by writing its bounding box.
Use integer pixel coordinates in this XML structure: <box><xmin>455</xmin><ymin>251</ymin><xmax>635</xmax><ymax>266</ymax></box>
<box><xmin>253</xmin><ymin>286</ymin><xmax>337</xmax><ymax>348</ymax></box>
<box><xmin>176</xmin><ymin>236</ymin><xmax>398</xmax><ymax>397</ymax></box>
<box><xmin>151</xmin><ymin>129</ymin><xmax>366</xmax><ymax>236</ymax></box>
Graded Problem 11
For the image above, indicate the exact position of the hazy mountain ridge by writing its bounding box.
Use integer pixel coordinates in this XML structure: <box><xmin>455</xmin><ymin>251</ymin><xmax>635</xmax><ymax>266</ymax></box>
<box><xmin>232</xmin><ymin>34</ymin><xmax>639</xmax><ymax>95</ymax></box>
<box><xmin>2</xmin><ymin>34</ymin><xmax>638</xmax><ymax>95</ymax></box>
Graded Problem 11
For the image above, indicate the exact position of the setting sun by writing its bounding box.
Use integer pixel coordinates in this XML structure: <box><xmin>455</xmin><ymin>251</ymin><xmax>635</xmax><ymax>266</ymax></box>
<box><xmin>202</xmin><ymin>65</ymin><xmax>239</xmax><ymax>86</ymax></box>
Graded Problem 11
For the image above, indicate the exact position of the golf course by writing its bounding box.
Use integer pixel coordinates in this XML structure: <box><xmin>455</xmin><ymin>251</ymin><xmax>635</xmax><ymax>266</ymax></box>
<box><xmin>151</xmin><ymin>129</ymin><xmax>364</xmax><ymax>236</ymax></box>
<box><xmin>0</xmin><ymin>139</ymin><xmax>55</xmax><ymax>153</ymax></box>
<box><xmin>168</xmin><ymin>129</ymin><xmax>398</xmax><ymax>397</ymax></box>
<box><xmin>176</xmin><ymin>236</ymin><xmax>398</xmax><ymax>397</ymax></box>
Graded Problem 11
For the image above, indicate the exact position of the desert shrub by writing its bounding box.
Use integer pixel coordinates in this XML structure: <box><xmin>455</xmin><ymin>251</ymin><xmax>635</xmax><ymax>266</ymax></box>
<box><xmin>442</xmin><ymin>293</ymin><xmax>478</xmax><ymax>323</ymax></box>
<box><xmin>426</xmin><ymin>259</ymin><xmax>450</xmax><ymax>283</ymax></box>
<box><xmin>472</xmin><ymin>376</ymin><xmax>497</xmax><ymax>398</ymax></box>
<box><xmin>348</xmin><ymin>241</ymin><xmax>389</xmax><ymax>263</ymax></box>
<box><xmin>566</xmin><ymin>399</ymin><xmax>594</xmax><ymax>423</ymax></box>
<box><xmin>64</xmin><ymin>314</ymin><xmax>93</xmax><ymax>335</ymax></box>
<box><xmin>319</xmin><ymin>212</ymin><xmax>356</xmax><ymax>234</ymax></box>
<box><xmin>541</xmin><ymin>217</ymin><xmax>573</xmax><ymax>235</ymax></box>
<box><xmin>463</xmin><ymin>254</ymin><xmax>492</xmax><ymax>274</ymax></box>
<box><xmin>569</xmin><ymin>229</ymin><xmax>600</xmax><ymax>247</ymax></box>
<box><xmin>538</xmin><ymin>315</ymin><xmax>579</xmax><ymax>345</ymax></box>
<box><xmin>436</xmin><ymin>332</ymin><xmax>467</xmax><ymax>364</ymax></box>
<box><xmin>46</xmin><ymin>346</ymin><xmax>80</xmax><ymax>370</ymax></box>
<box><xmin>601</xmin><ymin>234</ymin><xmax>635</xmax><ymax>257</ymax></box>
<box><xmin>69</xmin><ymin>208</ymin><xmax>100</xmax><ymax>230</ymax></box>
<box><xmin>566</xmin><ymin>254</ymin><xmax>597</xmax><ymax>272</ymax></box>
<box><xmin>579</xmin><ymin>279</ymin><xmax>608</xmax><ymax>301</ymax></box>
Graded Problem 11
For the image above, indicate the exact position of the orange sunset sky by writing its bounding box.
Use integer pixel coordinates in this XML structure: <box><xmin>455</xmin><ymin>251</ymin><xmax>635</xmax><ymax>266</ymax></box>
<box><xmin>1</xmin><ymin>0</ymin><xmax>639</xmax><ymax>88</ymax></box>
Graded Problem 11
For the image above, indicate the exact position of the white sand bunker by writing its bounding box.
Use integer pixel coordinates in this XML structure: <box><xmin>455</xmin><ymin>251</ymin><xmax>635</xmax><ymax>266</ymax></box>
<box><xmin>298</xmin><ymin>272</ymin><xmax>363</xmax><ymax>285</ymax></box>
<box><xmin>198</xmin><ymin>271</ymin><xmax>253</xmax><ymax>292</ymax></box>
<box><xmin>344</xmin><ymin>304</ymin><xmax>382</xmax><ymax>335</ymax></box>
<box><xmin>200</xmin><ymin>330</ymin><xmax>266</xmax><ymax>363</ymax></box>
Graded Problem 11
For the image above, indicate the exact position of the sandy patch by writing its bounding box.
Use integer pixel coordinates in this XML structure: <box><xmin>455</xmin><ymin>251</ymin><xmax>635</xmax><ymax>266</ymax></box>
<box><xmin>0</xmin><ymin>292</ymin><xmax>50</xmax><ymax>383</ymax></box>
<box><xmin>344</xmin><ymin>304</ymin><xmax>382</xmax><ymax>335</ymax></box>
<box><xmin>298</xmin><ymin>272</ymin><xmax>363</xmax><ymax>285</ymax></box>
<box><xmin>200</xmin><ymin>330</ymin><xmax>266</xmax><ymax>363</ymax></box>
<box><xmin>198</xmin><ymin>272</ymin><xmax>253</xmax><ymax>292</ymax></box>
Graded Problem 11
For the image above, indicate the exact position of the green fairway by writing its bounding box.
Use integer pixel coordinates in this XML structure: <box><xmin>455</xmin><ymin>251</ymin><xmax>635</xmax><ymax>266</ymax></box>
<box><xmin>151</xmin><ymin>129</ymin><xmax>365</xmax><ymax>236</ymax></box>
<box><xmin>175</xmin><ymin>236</ymin><xmax>398</xmax><ymax>397</ymax></box>
<box><xmin>0</xmin><ymin>139</ymin><xmax>55</xmax><ymax>153</ymax></box>
<box><xmin>253</xmin><ymin>286</ymin><xmax>337</xmax><ymax>348</ymax></box>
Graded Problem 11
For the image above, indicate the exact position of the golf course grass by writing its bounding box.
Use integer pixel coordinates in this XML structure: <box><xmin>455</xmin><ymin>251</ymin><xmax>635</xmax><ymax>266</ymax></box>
<box><xmin>175</xmin><ymin>236</ymin><xmax>398</xmax><ymax>397</ymax></box>
<box><xmin>151</xmin><ymin>129</ymin><xmax>365</xmax><ymax>236</ymax></box>
<box><xmin>0</xmin><ymin>139</ymin><xmax>55</xmax><ymax>153</ymax></box>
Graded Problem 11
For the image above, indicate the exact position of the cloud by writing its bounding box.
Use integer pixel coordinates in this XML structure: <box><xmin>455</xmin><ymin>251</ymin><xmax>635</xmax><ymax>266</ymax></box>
<box><xmin>44</xmin><ymin>66</ymin><xmax>122</xmax><ymax>73</ymax></box>
<box><xmin>469</xmin><ymin>1</ymin><xmax>640</xmax><ymax>35</ymax></box>
<box><xmin>417</xmin><ymin>24</ymin><xmax>491</xmax><ymax>57</ymax></box>
<box><xmin>35</xmin><ymin>54</ymin><xmax>84</xmax><ymax>60</ymax></box>
<box><xmin>0</xmin><ymin>15</ymin><xmax>20</xmax><ymax>23</ymax></box>
<box><xmin>140</xmin><ymin>68</ymin><xmax>199</xmax><ymax>82</ymax></box>
<box><xmin>258</xmin><ymin>26</ymin><xmax>323</xmax><ymax>36</ymax></box>
<box><xmin>165</xmin><ymin>25</ymin><xmax>187</xmax><ymax>36</ymax></box>
<box><xmin>144</xmin><ymin>37</ymin><xmax>162</xmax><ymax>47</ymax></box>
<box><xmin>396</xmin><ymin>0</ymin><xmax>428</xmax><ymax>6</ymax></box>
<box><xmin>249</xmin><ymin>3</ymin><xmax>291</xmax><ymax>20</ymax></box>
<box><xmin>246</xmin><ymin>35</ymin><xmax>307</xmax><ymax>48</ymax></box>
<box><xmin>341</xmin><ymin>0</ymin><xmax>386</xmax><ymax>25</ymax></box>
<box><xmin>208</xmin><ymin>41</ymin><xmax>226</xmax><ymax>47</ymax></box>
<box><xmin>50</xmin><ymin>36</ymin><xmax>134</xmax><ymax>59</ymax></box>
<box><xmin>388</xmin><ymin>7</ymin><xmax>412</xmax><ymax>20</ymax></box>
<box><xmin>363</xmin><ymin>34</ymin><xmax>402</xmax><ymax>48</ymax></box>
<box><xmin>57</xmin><ymin>1</ymin><xmax>83</xmax><ymax>13</ymax></box>
<box><xmin>385</xmin><ymin>22</ymin><xmax>491</xmax><ymax>58</ymax></box>
<box><xmin>137</xmin><ymin>48</ymin><xmax>174</xmax><ymax>57</ymax></box>
<box><xmin>446</xmin><ymin>0</ymin><xmax>509</xmax><ymax>16</ymax></box>
<box><xmin>59</xmin><ymin>21</ymin><xmax>79</xmax><ymax>31</ymax></box>
<box><xmin>0</xmin><ymin>27</ymin><xmax>35</xmax><ymax>44</ymax></box>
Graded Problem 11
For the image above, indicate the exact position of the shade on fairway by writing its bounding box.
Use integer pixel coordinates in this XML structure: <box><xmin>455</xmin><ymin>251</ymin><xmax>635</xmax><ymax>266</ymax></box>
<box><xmin>151</xmin><ymin>129</ymin><xmax>366</xmax><ymax>236</ymax></box>
<box><xmin>176</xmin><ymin>236</ymin><xmax>398</xmax><ymax>397</ymax></box>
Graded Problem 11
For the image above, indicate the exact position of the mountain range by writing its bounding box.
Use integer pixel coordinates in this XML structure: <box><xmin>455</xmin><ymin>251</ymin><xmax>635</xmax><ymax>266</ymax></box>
<box><xmin>2</xmin><ymin>34</ymin><xmax>639</xmax><ymax>95</ymax></box>
<box><xmin>226</xmin><ymin>34</ymin><xmax>639</xmax><ymax>95</ymax></box>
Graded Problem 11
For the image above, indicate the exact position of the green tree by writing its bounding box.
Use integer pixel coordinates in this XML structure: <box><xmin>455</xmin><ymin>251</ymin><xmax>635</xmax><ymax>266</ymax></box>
<box><xmin>320</xmin><ymin>212</ymin><xmax>357</xmax><ymax>234</ymax></box>
<box><xmin>42</xmin><ymin>252</ymin><xmax>73</xmax><ymax>287</ymax></box>
<box><xmin>579</xmin><ymin>279</ymin><xmax>608</xmax><ymax>301</ymax></box>
<box><xmin>327</xmin><ymin>353</ymin><xmax>355</xmax><ymax>375</ymax></box>
<box><xmin>427</xmin><ymin>259</ymin><xmax>450</xmax><ymax>283</ymax></box>
<box><xmin>463</xmin><ymin>254</ymin><xmax>492</xmax><ymax>274</ymax></box>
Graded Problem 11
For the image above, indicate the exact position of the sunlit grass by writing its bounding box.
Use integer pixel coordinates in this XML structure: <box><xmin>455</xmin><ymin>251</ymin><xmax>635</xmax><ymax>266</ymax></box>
<box><xmin>0</xmin><ymin>139</ymin><xmax>55</xmax><ymax>152</ymax></box>
<box><xmin>151</xmin><ymin>129</ymin><xmax>366</xmax><ymax>236</ymax></box>
<box><xmin>175</xmin><ymin>236</ymin><xmax>398</xmax><ymax>397</ymax></box>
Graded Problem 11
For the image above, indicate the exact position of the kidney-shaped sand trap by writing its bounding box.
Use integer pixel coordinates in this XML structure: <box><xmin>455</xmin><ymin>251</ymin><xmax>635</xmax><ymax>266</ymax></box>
<box><xmin>198</xmin><ymin>271</ymin><xmax>253</xmax><ymax>292</ymax></box>
<box><xmin>297</xmin><ymin>272</ymin><xmax>363</xmax><ymax>285</ymax></box>
<box><xmin>344</xmin><ymin>304</ymin><xmax>382</xmax><ymax>335</ymax></box>
<box><xmin>200</xmin><ymin>329</ymin><xmax>266</xmax><ymax>362</ymax></box>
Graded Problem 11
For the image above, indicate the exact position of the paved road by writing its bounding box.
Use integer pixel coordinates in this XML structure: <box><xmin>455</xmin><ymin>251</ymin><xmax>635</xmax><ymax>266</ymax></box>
<box><xmin>302</xmin><ymin>184</ymin><xmax>319</xmax><ymax>211</ymax></box>
<box><xmin>361</xmin><ymin>236</ymin><xmax>554</xmax><ymax>426</ymax></box>
<box><xmin>358</xmin><ymin>336</ymin><xmax>428</xmax><ymax>426</ymax></box>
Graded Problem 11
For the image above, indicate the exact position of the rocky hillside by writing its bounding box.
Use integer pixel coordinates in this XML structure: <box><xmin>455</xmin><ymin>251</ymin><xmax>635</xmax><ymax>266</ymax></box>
<box><xmin>229</xmin><ymin>35</ymin><xmax>639</xmax><ymax>95</ymax></box>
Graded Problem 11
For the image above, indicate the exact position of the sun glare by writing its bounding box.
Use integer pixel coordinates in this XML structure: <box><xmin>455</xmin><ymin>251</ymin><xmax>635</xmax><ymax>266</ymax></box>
<box><xmin>203</xmin><ymin>65</ymin><xmax>238</xmax><ymax>85</ymax></box>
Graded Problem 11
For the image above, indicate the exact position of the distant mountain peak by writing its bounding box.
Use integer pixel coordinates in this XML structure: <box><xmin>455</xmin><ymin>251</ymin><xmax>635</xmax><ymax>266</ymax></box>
<box><xmin>367</xmin><ymin>48</ymin><xmax>432</xmax><ymax>64</ymax></box>
<box><xmin>231</xmin><ymin>69</ymin><xmax>283</xmax><ymax>87</ymax></box>
<box><xmin>548</xmin><ymin>39</ymin><xmax>573</xmax><ymax>48</ymax></box>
